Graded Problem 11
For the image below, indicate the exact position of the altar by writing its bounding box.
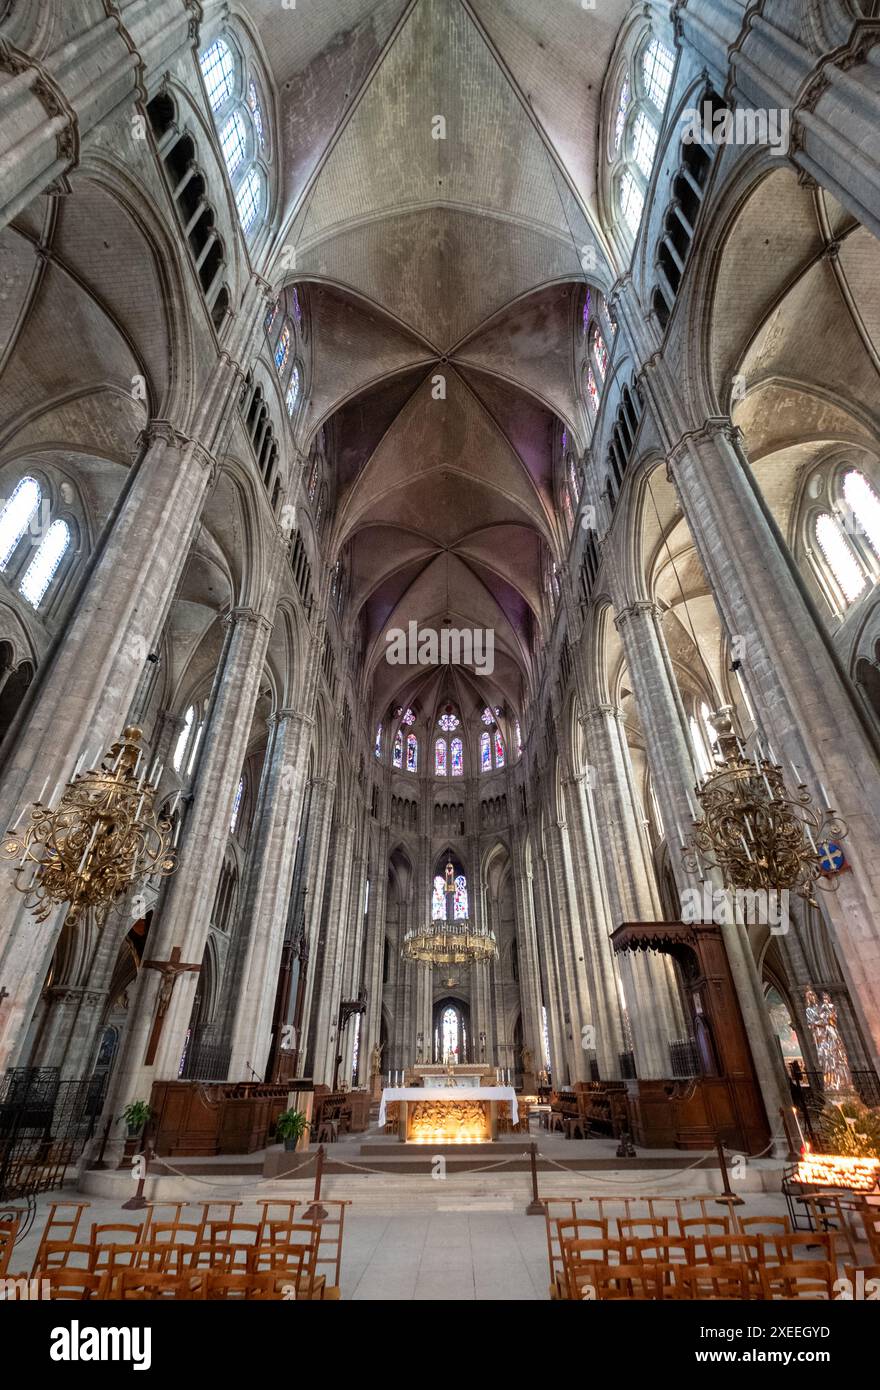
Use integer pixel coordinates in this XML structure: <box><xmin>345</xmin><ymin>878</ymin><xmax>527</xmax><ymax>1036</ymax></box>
<box><xmin>378</xmin><ymin>1086</ymin><xmax>518</xmax><ymax>1143</ymax></box>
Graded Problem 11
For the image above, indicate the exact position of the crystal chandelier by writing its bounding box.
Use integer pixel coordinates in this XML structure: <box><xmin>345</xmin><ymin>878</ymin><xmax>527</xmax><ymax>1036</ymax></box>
<box><xmin>3</xmin><ymin>726</ymin><xmax>177</xmax><ymax>927</ymax></box>
<box><xmin>401</xmin><ymin>862</ymin><xmax>497</xmax><ymax>965</ymax></box>
<box><xmin>682</xmin><ymin>711</ymin><xmax>846</xmax><ymax>900</ymax></box>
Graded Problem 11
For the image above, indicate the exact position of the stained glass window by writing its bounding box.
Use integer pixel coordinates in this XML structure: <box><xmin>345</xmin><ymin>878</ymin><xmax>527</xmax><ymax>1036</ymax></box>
<box><xmin>0</xmin><ymin>476</ymin><xmax>41</xmax><ymax>570</ymax></box>
<box><xmin>614</xmin><ymin>74</ymin><xmax>631</xmax><ymax>152</ymax></box>
<box><xmin>600</xmin><ymin>294</ymin><xmax>617</xmax><ymax>336</ymax></box>
<box><xmin>173</xmin><ymin>706</ymin><xmax>194</xmax><ymax>773</ymax></box>
<box><xmin>264</xmin><ymin>300</ymin><xmax>278</xmax><ymax>334</ymax></box>
<box><xmin>631</xmin><ymin>110</ymin><xmax>659</xmax><ymax>179</ymax></box>
<box><xmin>20</xmin><ymin>518</ymin><xmax>70</xmax><ymax>607</ymax></box>
<box><xmin>815</xmin><ymin>513</ymin><xmax>866</xmax><ymax>603</ymax></box>
<box><xmin>400</xmin><ymin>707</ymin><xmax>416</xmax><ymax>726</ymax></box>
<box><xmin>642</xmin><ymin>37</ymin><xmax>674</xmax><ymax>110</ymax></box>
<box><xmin>392</xmin><ymin>730</ymin><xmax>403</xmax><ymax>768</ymax></box>
<box><xmin>515</xmin><ymin>720</ymin><xmax>523</xmax><ymax>754</ymax></box>
<box><xmin>569</xmin><ymin>457</ymin><xmax>580</xmax><ymax>502</ymax></box>
<box><xmin>481</xmin><ymin>707</ymin><xmax>496</xmax><ymax>726</ymax></box>
<box><xmin>230</xmin><ymin>777</ymin><xmax>244</xmax><ymax>832</ymax></box>
<box><xmin>453</xmin><ymin>874</ymin><xmax>468</xmax><ymax>919</ymax></box>
<box><xmin>438</xmin><ymin>712</ymin><xmax>459</xmax><ymax>732</ymax></box>
<box><xmin>435</xmin><ymin>738</ymin><xmax>447</xmax><ymax>776</ymax></box>
<box><xmin>494</xmin><ymin>731</ymin><xmax>505</xmax><ymax>768</ymax></box>
<box><xmin>591</xmin><ymin>326</ymin><xmax>609</xmax><ymax>381</ymax></box>
<box><xmin>585</xmin><ymin>366</ymin><xmax>600</xmax><ymax>415</ymax></box>
<box><xmin>561</xmin><ymin>428</ymin><xmax>568</xmax><ymax>454</ymax></box>
<box><xmin>582</xmin><ymin>288</ymin><xmax>591</xmax><ymax>336</ymax></box>
<box><xmin>286</xmin><ymin>364</ymin><xmax>301</xmax><ymax>417</ymax></box>
<box><xmin>432</xmin><ymin>875</ymin><xmax>446</xmax><ymax>920</ymax></box>
<box><xmin>843</xmin><ymin>470</ymin><xmax>880</xmax><ymax>556</ymax></box>
<box><xmin>219</xmin><ymin>110</ymin><xmax>247</xmax><ymax>177</ymax></box>
<box><xmin>292</xmin><ymin>287</ymin><xmax>303</xmax><ymax>326</ymax></box>
<box><xmin>450</xmin><ymin>737</ymin><xmax>463</xmax><ymax>776</ymax></box>
<box><xmin>620</xmin><ymin>169</ymin><xmax>645</xmax><ymax>236</ymax></box>
<box><xmin>247</xmin><ymin>78</ymin><xmax>264</xmax><ymax>147</ymax></box>
<box><xmin>272</xmin><ymin>325</ymin><xmax>290</xmax><ymax>375</ymax></box>
<box><xmin>235</xmin><ymin>165</ymin><xmax>261</xmax><ymax>232</ymax></box>
<box><xmin>308</xmin><ymin>456</ymin><xmax>320</xmax><ymax>501</ymax></box>
<box><xmin>375</xmin><ymin>723</ymin><xmax>382</xmax><ymax>759</ymax></box>
<box><xmin>442</xmin><ymin>1006</ymin><xmax>458</xmax><ymax>1060</ymax></box>
<box><xmin>480</xmin><ymin>731</ymin><xmax>491</xmax><ymax>771</ymax></box>
<box><xmin>200</xmin><ymin>39</ymin><xmax>235</xmax><ymax>113</ymax></box>
<box><xmin>406</xmin><ymin>732</ymin><xmax>418</xmax><ymax>773</ymax></box>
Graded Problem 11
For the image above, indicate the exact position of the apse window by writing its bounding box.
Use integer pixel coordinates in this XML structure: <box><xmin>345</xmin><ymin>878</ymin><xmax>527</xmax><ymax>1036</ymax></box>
<box><xmin>814</xmin><ymin>512</ymin><xmax>867</xmax><ymax>606</ymax></box>
<box><xmin>0</xmin><ymin>476</ymin><xmax>41</xmax><ymax>570</ymax></box>
<box><xmin>609</xmin><ymin>33</ymin><xmax>675</xmax><ymax>244</ymax></box>
<box><xmin>198</xmin><ymin>34</ymin><xmax>270</xmax><ymax>237</ymax></box>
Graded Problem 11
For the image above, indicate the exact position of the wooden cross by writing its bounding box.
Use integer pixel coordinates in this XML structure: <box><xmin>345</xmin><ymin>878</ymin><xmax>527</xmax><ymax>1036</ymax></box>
<box><xmin>142</xmin><ymin>946</ymin><xmax>201</xmax><ymax>1066</ymax></box>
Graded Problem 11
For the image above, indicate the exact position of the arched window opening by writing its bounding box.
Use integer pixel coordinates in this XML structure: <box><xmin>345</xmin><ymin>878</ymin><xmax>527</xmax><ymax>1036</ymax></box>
<box><xmin>441</xmin><ymin>1006</ymin><xmax>460</xmax><ymax>1063</ymax></box>
<box><xmin>515</xmin><ymin>720</ymin><xmax>523</xmax><ymax>755</ymax></box>
<box><xmin>247</xmin><ymin>79</ymin><xmax>265</xmax><ymax>147</ymax></box>
<box><xmin>815</xmin><ymin>512</ymin><xmax>866</xmax><ymax>605</ymax></box>
<box><xmin>219</xmin><ymin>110</ymin><xmax>247</xmax><ymax>177</ymax></box>
<box><xmin>406</xmin><ymin>732</ymin><xmax>418</xmax><ymax>773</ymax></box>
<box><xmin>494</xmin><ymin>730</ymin><xmax>505</xmax><ymax>769</ymax></box>
<box><xmin>375</xmin><ymin>723</ymin><xmax>382</xmax><ymax>759</ymax></box>
<box><xmin>642</xmin><ymin>37</ymin><xmax>675</xmax><ymax>108</ymax></box>
<box><xmin>198</xmin><ymin>35</ymin><xmax>268</xmax><ymax>236</ymax></box>
<box><xmin>200</xmin><ymin>39</ymin><xmax>235</xmax><ymax>112</ymax></box>
<box><xmin>610</xmin><ymin>33</ymin><xmax>675</xmax><ymax>243</ymax></box>
<box><xmin>843</xmin><ymin>469</ymin><xmax>880</xmax><ymax>557</ymax></box>
<box><xmin>229</xmin><ymin>777</ymin><xmax>244</xmax><ymax>833</ymax></box>
<box><xmin>454</xmin><ymin>874</ymin><xmax>468</xmax><ymax>919</ymax></box>
<box><xmin>285</xmin><ymin>364</ymin><xmax>301</xmax><ymax>417</ymax></box>
<box><xmin>450</xmin><ymin>737</ymin><xmax>463</xmax><ymax>776</ymax></box>
<box><xmin>20</xmin><ymin>518</ymin><xmax>70</xmax><ymax>608</ymax></box>
<box><xmin>392</xmin><ymin>729</ymin><xmax>403</xmax><ymax>769</ymax></box>
<box><xmin>235</xmin><ymin>166</ymin><xmax>262</xmax><ymax>232</ymax></box>
<box><xmin>690</xmin><ymin>714</ymin><xmax>712</xmax><ymax>778</ymax></box>
<box><xmin>480</xmin><ymin>730</ymin><xmax>491</xmax><ymax>772</ymax></box>
<box><xmin>435</xmin><ymin>737</ymin><xmax>447</xmax><ymax>776</ymax></box>
<box><xmin>0</xmin><ymin>477</ymin><xmax>41</xmax><ymax>570</ymax></box>
<box><xmin>585</xmin><ymin>364</ymin><xmax>600</xmax><ymax>415</ymax></box>
<box><xmin>591</xmin><ymin>325</ymin><xmax>609</xmax><ymax>381</ymax></box>
<box><xmin>432</xmin><ymin>875</ymin><xmax>445</xmax><ymax>920</ymax></box>
<box><xmin>274</xmin><ymin>322</ymin><xmax>291</xmax><ymax>374</ymax></box>
<box><xmin>173</xmin><ymin>706</ymin><xmax>194</xmax><ymax>772</ymax></box>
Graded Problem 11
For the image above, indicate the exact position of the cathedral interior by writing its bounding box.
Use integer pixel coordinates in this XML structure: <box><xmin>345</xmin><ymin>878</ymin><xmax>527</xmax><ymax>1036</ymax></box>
<box><xmin>1</xmin><ymin>0</ymin><xmax>880</xmax><ymax>1323</ymax></box>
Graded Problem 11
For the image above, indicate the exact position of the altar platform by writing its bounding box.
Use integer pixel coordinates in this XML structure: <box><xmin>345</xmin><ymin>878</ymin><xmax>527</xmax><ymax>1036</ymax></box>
<box><xmin>378</xmin><ymin>1085</ymin><xmax>518</xmax><ymax>1142</ymax></box>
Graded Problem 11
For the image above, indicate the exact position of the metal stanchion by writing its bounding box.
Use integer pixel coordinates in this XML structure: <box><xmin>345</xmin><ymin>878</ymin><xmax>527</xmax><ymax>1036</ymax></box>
<box><xmin>301</xmin><ymin>1144</ymin><xmax>328</xmax><ymax>1222</ymax></box>
<box><xmin>526</xmin><ymin>1142</ymin><xmax>545</xmax><ymax>1215</ymax></box>
<box><xmin>713</xmin><ymin>1137</ymin><xmax>745</xmax><ymax>1208</ymax></box>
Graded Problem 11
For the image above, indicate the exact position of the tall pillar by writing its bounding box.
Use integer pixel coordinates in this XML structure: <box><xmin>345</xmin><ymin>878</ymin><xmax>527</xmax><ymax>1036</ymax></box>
<box><xmin>309</xmin><ymin>818</ymin><xmax>356</xmax><ymax>1085</ymax></box>
<box><xmin>669</xmin><ymin>419</ymin><xmax>880</xmax><ymax>1067</ymax></box>
<box><xmin>227</xmin><ymin>708</ymin><xmax>314</xmax><ymax>1080</ymax></box>
<box><xmin>113</xmin><ymin>604</ymin><xmax>276</xmax><ymax>1100</ymax></box>
<box><xmin>0</xmin><ymin>424</ymin><xmax>216</xmax><ymax>1072</ymax></box>
<box><xmin>508</xmin><ymin>825</ymin><xmax>549</xmax><ymax>1078</ymax></box>
<box><xmin>295</xmin><ymin>777</ymin><xmax>337</xmax><ymax>1070</ymax></box>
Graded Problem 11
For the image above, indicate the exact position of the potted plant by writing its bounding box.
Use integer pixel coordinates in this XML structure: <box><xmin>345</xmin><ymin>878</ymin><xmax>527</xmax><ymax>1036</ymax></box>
<box><xmin>276</xmin><ymin>1108</ymin><xmax>310</xmax><ymax>1152</ymax></box>
<box><xmin>120</xmin><ymin>1100</ymin><xmax>152</xmax><ymax>1139</ymax></box>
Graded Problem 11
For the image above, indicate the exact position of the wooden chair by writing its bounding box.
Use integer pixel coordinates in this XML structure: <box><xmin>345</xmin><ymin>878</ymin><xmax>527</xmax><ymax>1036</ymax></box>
<box><xmin>678</xmin><ymin>1216</ymin><xmax>731</xmax><ymax>1257</ymax></box>
<box><xmin>143</xmin><ymin>1203</ymin><xmax>187</xmax><ymax>1235</ymax></box>
<box><xmin>311</xmin><ymin>1199</ymin><xmax>349</xmax><ymax>1298</ymax></box>
<box><xmin>542</xmin><ymin>1198</ymin><xmax>583</xmax><ymax>1299</ymax></box>
<box><xmin>679</xmin><ymin>1261</ymin><xmax>751</xmax><ymax>1300</ymax></box>
<box><xmin>22</xmin><ymin>1268</ymin><xmax>108</xmax><ymax>1301</ymax></box>
<box><xmin>149</xmin><ymin>1220</ymin><xmax>201</xmax><ymax>1246</ymax></box>
<box><xmin>108</xmin><ymin>1240</ymin><xmax>186</xmax><ymax>1275</ymax></box>
<box><xmin>738</xmin><ymin>1215</ymin><xmax>792</xmax><ymax>1239</ymax></box>
<box><xmin>0</xmin><ymin>1214</ymin><xmax>20</xmax><ymax>1276</ymax></box>
<box><xmin>115</xmin><ymin>1268</ymin><xmax>199</xmax><ymax>1300</ymax></box>
<box><xmin>89</xmin><ymin>1223</ymin><xmax>145</xmax><ymax>1271</ymax></box>
<box><xmin>560</xmin><ymin>1237</ymin><xmax>625</xmax><ymax>1300</ymax></box>
<box><xmin>30</xmin><ymin>1202</ymin><xmax>90</xmax><ymax>1277</ymax></box>
<box><xmin>701</xmin><ymin>1234</ymin><xmax>764</xmax><ymax>1294</ymax></box>
<box><xmin>841</xmin><ymin>1263</ymin><xmax>880</xmax><ymax>1299</ymax></box>
<box><xmin>861</xmin><ymin>1203</ymin><xmax>880</xmax><ymax>1261</ymax></box>
<box><xmin>201</xmin><ymin>1268</ymin><xmax>302</xmax><ymax>1301</ymax></box>
<box><xmin>256</xmin><ymin>1200</ymin><xmax>300</xmax><ymax>1242</ymax></box>
<box><xmin>254</xmin><ymin>1236</ymin><xmax>325</xmax><ymax>1299</ymax></box>
<box><xmin>617</xmin><ymin>1217</ymin><xmax>669</xmax><ymax>1244</ymax></box>
<box><xmin>31</xmin><ymin>1241</ymin><xmax>93</xmax><ymax>1274</ymax></box>
<box><xmin>765</xmin><ymin>1230</ymin><xmax>835</xmax><ymax>1266</ymax></box>
<box><xmin>631</xmin><ymin>1235</ymin><xmax>695</xmax><ymax>1266</ymax></box>
<box><xmin>760</xmin><ymin>1260</ymin><xmax>836</xmax><ymax>1300</ymax></box>
<box><xmin>591</xmin><ymin>1262</ymin><xmax>667</xmax><ymax>1301</ymax></box>
<box><xmin>191</xmin><ymin>1201</ymin><xmax>243</xmax><ymax>1236</ymax></box>
<box><xmin>801</xmin><ymin>1192</ymin><xmax>860</xmax><ymax>1264</ymax></box>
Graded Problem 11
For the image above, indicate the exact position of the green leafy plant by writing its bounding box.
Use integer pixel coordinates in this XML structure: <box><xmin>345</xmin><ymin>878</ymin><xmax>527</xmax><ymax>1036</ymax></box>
<box><xmin>120</xmin><ymin>1100</ymin><xmax>152</xmax><ymax>1135</ymax></box>
<box><xmin>276</xmin><ymin>1108</ymin><xmax>310</xmax><ymax>1145</ymax></box>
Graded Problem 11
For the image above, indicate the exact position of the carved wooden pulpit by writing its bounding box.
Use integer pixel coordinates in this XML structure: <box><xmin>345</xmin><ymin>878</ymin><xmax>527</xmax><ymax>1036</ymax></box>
<box><xmin>611</xmin><ymin>920</ymin><xmax>771</xmax><ymax>1156</ymax></box>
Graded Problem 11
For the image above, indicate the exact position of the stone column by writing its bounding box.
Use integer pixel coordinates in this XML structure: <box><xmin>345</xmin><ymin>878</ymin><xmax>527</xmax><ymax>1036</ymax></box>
<box><xmin>581</xmin><ymin>702</ymin><xmax>683</xmax><ymax>1076</ymax></box>
<box><xmin>508</xmin><ymin>825</ymin><xmax>549</xmax><ymax>1079</ymax></box>
<box><xmin>544</xmin><ymin>815</ymin><xmax>596</xmax><ymax>1083</ymax></box>
<box><xmin>309</xmin><ymin>817</ymin><xmax>356</xmax><ymax>1085</ymax></box>
<box><xmin>361</xmin><ymin>823</ymin><xmax>390</xmax><ymax>1077</ymax></box>
<box><xmin>227</xmin><ymin>708</ymin><xmax>314</xmax><ymax>1081</ymax></box>
<box><xmin>531</xmin><ymin>843</ymin><xmax>570</xmax><ymax>1085</ymax></box>
<box><xmin>295</xmin><ymin>777</ymin><xmax>336</xmax><ymax>1071</ymax></box>
<box><xmin>0</xmin><ymin>423</ymin><xmax>216</xmax><ymax>1073</ymax></box>
<box><xmin>669</xmin><ymin>419</ymin><xmax>880</xmax><ymax>1068</ymax></box>
<box><xmin>113</xmin><ymin>604</ymin><xmax>276</xmax><ymax>1100</ymax></box>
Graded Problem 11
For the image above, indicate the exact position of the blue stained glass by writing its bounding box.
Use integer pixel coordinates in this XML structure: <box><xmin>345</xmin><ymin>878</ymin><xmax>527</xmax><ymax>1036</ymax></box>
<box><xmin>432</xmin><ymin>875</ymin><xmax>446</xmax><ymax>920</ymax></box>
<box><xmin>406</xmin><ymin>732</ymin><xmax>418</xmax><ymax>773</ymax></box>
<box><xmin>264</xmin><ymin>300</ymin><xmax>278</xmax><ymax>333</ymax></box>
<box><xmin>438</xmin><ymin>712</ymin><xmax>459</xmax><ymax>731</ymax></box>
<box><xmin>292</xmin><ymin>287</ymin><xmax>303</xmax><ymax>326</ymax></box>
<box><xmin>453</xmin><ymin>874</ymin><xmax>468</xmax><ymax>920</ymax></box>
<box><xmin>286</xmin><ymin>364</ymin><xmax>301</xmax><ymax>416</ymax></box>
<box><xmin>274</xmin><ymin>323</ymin><xmax>291</xmax><ymax>374</ymax></box>
<box><xmin>450</xmin><ymin>737</ymin><xmax>463</xmax><ymax>776</ymax></box>
<box><xmin>375</xmin><ymin>724</ymin><xmax>382</xmax><ymax>759</ymax></box>
<box><xmin>400</xmin><ymin>707</ymin><xmax>416</xmax><ymax>726</ymax></box>
<box><xmin>494</xmin><ymin>731</ymin><xmax>505</xmax><ymax>769</ymax></box>
<box><xmin>393</xmin><ymin>731</ymin><xmax>403</xmax><ymax>768</ymax></box>
<box><xmin>480</xmin><ymin>731</ymin><xmax>491</xmax><ymax>772</ymax></box>
<box><xmin>435</xmin><ymin>738</ymin><xmax>447</xmax><ymax>776</ymax></box>
<box><xmin>229</xmin><ymin>777</ymin><xmax>243</xmax><ymax>832</ymax></box>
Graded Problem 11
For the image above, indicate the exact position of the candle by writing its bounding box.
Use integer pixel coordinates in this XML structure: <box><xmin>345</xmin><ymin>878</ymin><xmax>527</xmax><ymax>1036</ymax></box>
<box><xmin>818</xmin><ymin>780</ymin><xmax>831</xmax><ymax>810</ymax></box>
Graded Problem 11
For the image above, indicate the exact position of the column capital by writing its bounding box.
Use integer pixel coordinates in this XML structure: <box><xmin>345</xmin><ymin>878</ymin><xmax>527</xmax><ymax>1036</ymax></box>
<box><xmin>666</xmin><ymin>417</ymin><xmax>742</xmax><ymax>471</ymax></box>
<box><xmin>224</xmin><ymin>606</ymin><xmax>274</xmax><ymax>636</ymax></box>
<box><xmin>614</xmin><ymin>600</ymin><xmax>660</xmax><ymax>631</ymax></box>
<box><xmin>135</xmin><ymin>421</ymin><xmax>216</xmax><ymax>475</ymax></box>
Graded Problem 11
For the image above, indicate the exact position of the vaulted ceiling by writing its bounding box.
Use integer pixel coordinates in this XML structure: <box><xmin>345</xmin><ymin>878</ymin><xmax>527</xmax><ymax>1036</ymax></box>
<box><xmin>243</xmin><ymin>0</ymin><xmax>633</xmax><ymax>720</ymax></box>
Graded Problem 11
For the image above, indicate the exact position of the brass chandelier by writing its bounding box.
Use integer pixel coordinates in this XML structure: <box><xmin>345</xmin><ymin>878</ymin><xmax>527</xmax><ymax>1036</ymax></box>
<box><xmin>682</xmin><ymin>711</ymin><xmax>846</xmax><ymax>900</ymax></box>
<box><xmin>401</xmin><ymin>862</ymin><xmax>497</xmax><ymax>966</ymax></box>
<box><xmin>3</xmin><ymin>726</ymin><xmax>177</xmax><ymax>927</ymax></box>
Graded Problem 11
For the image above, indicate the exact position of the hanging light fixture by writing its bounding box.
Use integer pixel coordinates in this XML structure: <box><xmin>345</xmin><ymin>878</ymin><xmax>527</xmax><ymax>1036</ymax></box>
<box><xmin>682</xmin><ymin>710</ymin><xmax>846</xmax><ymax>901</ymax></box>
<box><xmin>3</xmin><ymin>726</ymin><xmax>178</xmax><ymax>927</ymax></box>
<box><xmin>401</xmin><ymin>862</ymin><xmax>497</xmax><ymax>965</ymax></box>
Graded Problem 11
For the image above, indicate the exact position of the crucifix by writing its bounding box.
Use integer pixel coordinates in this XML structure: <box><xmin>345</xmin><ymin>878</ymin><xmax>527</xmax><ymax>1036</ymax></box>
<box><xmin>142</xmin><ymin>946</ymin><xmax>201</xmax><ymax>1066</ymax></box>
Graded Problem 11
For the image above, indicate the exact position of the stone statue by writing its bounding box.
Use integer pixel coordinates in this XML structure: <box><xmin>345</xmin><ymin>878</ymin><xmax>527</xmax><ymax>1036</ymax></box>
<box><xmin>805</xmin><ymin>987</ymin><xmax>853</xmax><ymax>1094</ymax></box>
<box><xmin>370</xmin><ymin>1042</ymin><xmax>383</xmax><ymax>1076</ymax></box>
<box><xmin>521</xmin><ymin>1045</ymin><xmax>534</xmax><ymax>1073</ymax></box>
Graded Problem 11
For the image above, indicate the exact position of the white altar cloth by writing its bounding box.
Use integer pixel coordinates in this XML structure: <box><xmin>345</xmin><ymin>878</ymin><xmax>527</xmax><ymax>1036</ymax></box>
<box><xmin>378</xmin><ymin>1085</ymin><xmax>518</xmax><ymax>1127</ymax></box>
